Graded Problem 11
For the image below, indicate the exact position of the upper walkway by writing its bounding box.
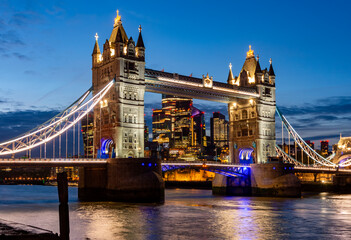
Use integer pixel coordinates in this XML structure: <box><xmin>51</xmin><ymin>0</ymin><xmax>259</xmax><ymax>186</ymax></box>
<box><xmin>145</xmin><ymin>68</ymin><xmax>259</xmax><ymax>103</ymax></box>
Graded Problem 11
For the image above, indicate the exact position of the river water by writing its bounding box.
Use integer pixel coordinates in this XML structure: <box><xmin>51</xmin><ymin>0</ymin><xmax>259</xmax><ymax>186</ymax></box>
<box><xmin>0</xmin><ymin>185</ymin><xmax>351</xmax><ymax>240</ymax></box>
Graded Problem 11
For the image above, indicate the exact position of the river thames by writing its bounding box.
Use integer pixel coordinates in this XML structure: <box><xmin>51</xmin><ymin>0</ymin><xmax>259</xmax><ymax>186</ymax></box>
<box><xmin>0</xmin><ymin>185</ymin><xmax>351</xmax><ymax>239</ymax></box>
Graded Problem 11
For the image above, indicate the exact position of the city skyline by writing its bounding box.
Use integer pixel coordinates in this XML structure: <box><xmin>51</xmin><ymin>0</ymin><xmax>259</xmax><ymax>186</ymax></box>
<box><xmin>0</xmin><ymin>0</ymin><xmax>351</xmax><ymax>148</ymax></box>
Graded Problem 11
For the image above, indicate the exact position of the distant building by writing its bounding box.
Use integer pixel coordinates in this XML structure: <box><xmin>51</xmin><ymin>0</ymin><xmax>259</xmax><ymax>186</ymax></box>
<box><xmin>144</xmin><ymin>124</ymin><xmax>149</xmax><ymax>145</ymax></box>
<box><xmin>210</xmin><ymin>112</ymin><xmax>228</xmax><ymax>148</ymax></box>
<box><xmin>81</xmin><ymin>112</ymin><xmax>94</xmax><ymax>158</ymax></box>
<box><xmin>152</xmin><ymin>95</ymin><xmax>205</xmax><ymax>159</ymax></box>
<box><xmin>306</xmin><ymin>140</ymin><xmax>315</xmax><ymax>150</ymax></box>
<box><xmin>320</xmin><ymin>140</ymin><xmax>329</xmax><ymax>156</ymax></box>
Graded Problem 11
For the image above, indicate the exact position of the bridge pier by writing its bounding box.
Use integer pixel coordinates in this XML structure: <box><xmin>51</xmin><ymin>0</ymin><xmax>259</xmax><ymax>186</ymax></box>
<box><xmin>333</xmin><ymin>174</ymin><xmax>351</xmax><ymax>193</ymax></box>
<box><xmin>212</xmin><ymin>163</ymin><xmax>301</xmax><ymax>197</ymax></box>
<box><xmin>78</xmin><ymin>158</ymin><xmax>164</xmax><ymax>203</ymax></box>
<box><xmin>212</xmin><ymin>174</ymin><xmax>251</xmax><ymax>196</ymax></box>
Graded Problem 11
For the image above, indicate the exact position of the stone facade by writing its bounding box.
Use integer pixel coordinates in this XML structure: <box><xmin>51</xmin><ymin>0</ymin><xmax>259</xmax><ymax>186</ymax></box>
<box><xmin>92</xmin><ymin>12</ymin><xmax>145</xmax><ymax>158</ymax></box>
<box><xmin>228</xmin><ymin>47</ymin><xmax>276</xmax><ymax>164</ymax></box>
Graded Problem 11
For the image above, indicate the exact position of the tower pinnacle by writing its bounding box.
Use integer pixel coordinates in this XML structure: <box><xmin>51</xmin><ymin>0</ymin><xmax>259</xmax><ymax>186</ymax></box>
<box><xmin>95</xmin><ymin>33</ymin><xmax>99</xmax><ymax>41</ymax></box>
<box><xmin>139</xmin><ymin>25</ymin><xmax>142</xmax><ymax>33</ymax></box>
<box><xmin>114</xmin><ymin>9</ymin><xmax>122</xmax><ymax>27</ymax></box>
<box><xmin>247</xmin><ymin>45</ymin><xmax>254</xmax><ymax>58</ymax></box>
<box><xmin>268</xmin><ymin>58</ymin><xmax>275</xmax><ymax>76</ymax></box>
<box><xmin>229</xmin><ymin>62</ymin><xmax>232</xmax><ymax>70</ymax></box>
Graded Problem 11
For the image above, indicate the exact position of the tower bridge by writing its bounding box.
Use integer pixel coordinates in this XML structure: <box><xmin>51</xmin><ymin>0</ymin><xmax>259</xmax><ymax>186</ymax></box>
<box><xmin>0</xmin><ymin>11</ymin><xmax>351</xmax><ymax>201</ymax></box>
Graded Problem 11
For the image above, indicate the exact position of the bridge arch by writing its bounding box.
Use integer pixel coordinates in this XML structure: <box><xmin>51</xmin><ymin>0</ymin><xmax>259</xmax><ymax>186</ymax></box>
<box><xmin>238</xmin><ymin>148</ymin><xmax>254</xmax><ymax>164</ymax></box>
<box><xmin>101</xmin><ymin>138</ymin><xmax>115</xmax><ymax>158</ymax></box>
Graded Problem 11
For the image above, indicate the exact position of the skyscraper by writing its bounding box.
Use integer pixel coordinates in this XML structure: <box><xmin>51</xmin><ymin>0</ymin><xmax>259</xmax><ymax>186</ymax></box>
<box><xmin>320</xmin><ymin>140</ymin><xmax>329</xmax><ymax>156</ymax></box>
<box><xmin>152</xmin><ymin>95</ymin><xmax>205</xmax><ymax>160</ymax></box>
<box><xmin>210</xmin><ymin>112</ymin><xmax>229</xmax><ymax>148</ymax></box>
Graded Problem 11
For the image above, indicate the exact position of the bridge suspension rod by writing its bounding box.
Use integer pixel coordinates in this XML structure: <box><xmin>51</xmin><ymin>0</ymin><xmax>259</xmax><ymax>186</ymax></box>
<box><xmin>276</xmin><ymin>107</ymin><xmax>337</xmax><ymax>167</ymax></box>
<box><xmin>0</xmin><ymin>80</ymin><xmax>114</xmax><ymax>156</ymax></box>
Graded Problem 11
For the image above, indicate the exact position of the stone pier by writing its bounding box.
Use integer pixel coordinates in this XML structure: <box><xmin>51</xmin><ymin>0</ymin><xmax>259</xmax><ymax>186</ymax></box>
<box><xmin>212</xmin><ymin>162</ymin><xmax>301</xmax><ymax>197</ymax></box>
<box><xmin>78</xmin><ymin>158</ymin><xmax>164</xmax><ymax>203</ymax></box>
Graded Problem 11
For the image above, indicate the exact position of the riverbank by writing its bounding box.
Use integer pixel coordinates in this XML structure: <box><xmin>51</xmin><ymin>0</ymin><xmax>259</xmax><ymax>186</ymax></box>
<box><xmin>0</xmin><ymin>218</ymin><xmax>59</xmax><ymax>239</ymax></box>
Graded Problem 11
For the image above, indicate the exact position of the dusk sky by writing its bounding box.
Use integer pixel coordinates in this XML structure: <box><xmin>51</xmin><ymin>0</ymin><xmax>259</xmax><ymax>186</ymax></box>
<box><xmin>0</xmin><ymin>0</ymin><xmax>351</xmax><ymax>148</ymax></box>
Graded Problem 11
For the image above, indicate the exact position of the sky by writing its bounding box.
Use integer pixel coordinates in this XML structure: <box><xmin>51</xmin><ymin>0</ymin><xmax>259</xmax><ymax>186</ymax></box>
<box><xmin>0</xmin><ymin>0</ymin><xmax>351</xmax><ymax>149</ymax></box>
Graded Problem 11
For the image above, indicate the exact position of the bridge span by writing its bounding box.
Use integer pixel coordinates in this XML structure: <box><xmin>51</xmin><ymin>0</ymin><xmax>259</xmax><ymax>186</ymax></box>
<box><xmin>1</xmin><ymin>158</ymin><xmax>350</xmax><ymax>175</ymax></box>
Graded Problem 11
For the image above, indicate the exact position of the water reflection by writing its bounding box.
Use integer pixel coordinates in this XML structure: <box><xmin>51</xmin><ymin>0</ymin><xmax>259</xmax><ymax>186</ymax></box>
<box><xmin>1</xmin><ymin>186</ymin><xmax>351</xmax><ymax>239</ymax></box>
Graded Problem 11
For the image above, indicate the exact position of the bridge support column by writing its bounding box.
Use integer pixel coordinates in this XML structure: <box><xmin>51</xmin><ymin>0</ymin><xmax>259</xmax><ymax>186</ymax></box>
<box><xmin>106</xmin><ymin>158</ymin><xmax>164</xmax><ymax>203</ymax></box>
<box><xmin>78</xmin><ymin>158</ymin><xmax>164</xmax><ymax>203</ymax></box>
<box><xmin>250</xmin><ymin>163</ymin><xmax>301</xmax><ymax>197</ymax></box>
<box><xmin>333</xmin><ymin>174</ymin><xmax>351</xmax><ymax>193</ymax></box>
<box><xmin>78</xmin><ymin>167</ymin><xmax>107</xmax><ymax>201</ymax></box>
<box><xmin>212</xmin><ymin>173</ymin><xmax>251</xmax><ymax>196</ymax></box>
<box><xmin>212</xmin><ymin>163</ymin><xmax>301</xmax><ymax>197</ymax></box>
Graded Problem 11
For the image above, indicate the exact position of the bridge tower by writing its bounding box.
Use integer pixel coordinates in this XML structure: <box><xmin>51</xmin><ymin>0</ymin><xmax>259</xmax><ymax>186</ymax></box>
<box><xmin>92</xmin><ymin>11</ymin><xmax>145</xmax><ymax>158</ymax></box>
<box><xmin>228</xmin><ymin>46</ymin><xmax>276</xmax><ymax>164</ymax></box>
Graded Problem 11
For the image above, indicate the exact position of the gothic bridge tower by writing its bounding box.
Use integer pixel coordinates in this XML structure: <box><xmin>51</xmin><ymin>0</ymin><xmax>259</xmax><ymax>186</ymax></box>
<box><xmin>228</xmin><ymin>46</ymin><xmax>276</xmax><ymax>164</ymax></box>
<box><xmin>92</xmin><ymin>11</ymin><xmax>145</xmax><ymax>158</ymax></box>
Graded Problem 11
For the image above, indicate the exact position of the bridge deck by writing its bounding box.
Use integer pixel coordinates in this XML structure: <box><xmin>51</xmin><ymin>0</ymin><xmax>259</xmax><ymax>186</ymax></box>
<box><xmin>0</xmin><ymin>158</ymin><xmax>107</xmax><ymax>167</ymax></box>
<box><xmin>1</xmin><ymin>159</ymin><xmax>350</xmax><ymax>175</ymax></box>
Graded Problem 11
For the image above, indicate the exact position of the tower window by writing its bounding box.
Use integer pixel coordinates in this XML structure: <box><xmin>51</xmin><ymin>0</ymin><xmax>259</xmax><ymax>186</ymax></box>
<box><xmin>242</xmin><ymin>110</ymin><xmax>248</xmax><ymax>119</ymax></box>
<box><xmin>242</xmin><ymin>129</ymin><xmax>248</xmax><ymax>136</ymax></box>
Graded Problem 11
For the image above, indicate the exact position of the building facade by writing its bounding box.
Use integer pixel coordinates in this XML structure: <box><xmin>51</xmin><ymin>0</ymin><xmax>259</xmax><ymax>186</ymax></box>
<box><xmin>228</xmin><ymin>46</ymin><xmax>276</xmax><ymax>164</ymax></box>
<box><xmin>210</xmin><ymin>112</ymin><xmax>229</xmax><ymax>148</ymax></box>
<box><xmin>92</xmin><ymin>11</ymin><xmax>145</xmax><ymax>158</ymax></box>
<box><xmin>152</xmin><ymin>95</ymin><xmax>205</xmax><ymax>159</ymax></box>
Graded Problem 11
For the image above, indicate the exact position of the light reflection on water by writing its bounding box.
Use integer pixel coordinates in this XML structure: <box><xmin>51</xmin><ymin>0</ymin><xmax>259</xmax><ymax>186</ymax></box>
<box><xmin>0</xmin><ymin>186</ymin><xmax>351</xmax><ymax>239</ymax></box>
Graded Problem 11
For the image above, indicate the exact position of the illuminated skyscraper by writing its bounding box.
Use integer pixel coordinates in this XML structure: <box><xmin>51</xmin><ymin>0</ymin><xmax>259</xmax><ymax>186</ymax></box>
<box><xmin>210</xmin><ymin>112</ymin><xmax>228</xmax><ymax>148</ymax></box>
<box><xmin>306</xmin><ymin>140</ymin><xmax>315</xmax><ymax>150</ymax></box>
<box><xmin>152</xmin><ymin>95</ymin><xmax>205</xmax><ymax>158</ymax></box>
<box><xmin>81</xmin><ymin>112</ymin><xmax>94</xmax><ymax>158</ymax></box>
<box><xmin>320</xmin><ymin>140</ymin><xmax>329</xmax><ymax>156</ymax></box>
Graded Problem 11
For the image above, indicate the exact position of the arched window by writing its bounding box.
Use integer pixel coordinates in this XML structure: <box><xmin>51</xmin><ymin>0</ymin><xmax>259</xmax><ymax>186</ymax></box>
<box><xmin>128</xmin><ymin>115</ymin><xmax>132</xmax><ymax>123</ymax></box>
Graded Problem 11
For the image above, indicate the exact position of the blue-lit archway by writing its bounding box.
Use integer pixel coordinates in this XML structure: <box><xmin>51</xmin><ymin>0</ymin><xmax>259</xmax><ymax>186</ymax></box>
<box><xmin>100</xmin><ymin>138</ymin><xmax>115</xmax><ymax>159</ymax></box>
<box><xmin>239</xmin><ymin>148</ymin><xmax>254</xmax><ymax>164</ymax></box>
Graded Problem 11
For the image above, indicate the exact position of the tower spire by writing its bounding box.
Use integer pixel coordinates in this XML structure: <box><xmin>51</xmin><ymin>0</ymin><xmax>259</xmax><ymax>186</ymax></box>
<box><xmin>255</xmin><ymin>55</ymin><xmax>262</xmax><ymax>74</ymax></box>
<box><xmin>268</xmin><ymin>58</ymin><xmax>275</xmax><ymax>76</ymax></box>
<box><xmin>246</xmin><ymin>45</ymin><xmax>254</xmax><ymax>58</ymax></box>
<box><xmin>136</xmin><ymin>24</ymin><xmax>145</xmax><ymax>48</ymax></box>
<box><xmin>92</xmin><ymin>33</ymin><xmax>101</xmax><ymax>55</ymax></box>
<box><xmin>114</xmin><ymin>9</ymin><xmax>122</xmax><ymax>27</ymax></box>
<box><xmin>227</xmin><ymin>62</ymin><xmax>235</xmax><ymax>83</ymax></box>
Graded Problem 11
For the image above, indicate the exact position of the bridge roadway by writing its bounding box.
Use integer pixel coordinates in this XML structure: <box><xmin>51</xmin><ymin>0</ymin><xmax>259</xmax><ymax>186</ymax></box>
<box><xmin>145</xmin><ymin>68</ymin><xmax>259</xmax><ymax>103</ymax></box>
<box><xmin>1</xmin><ymin>159</ymin><xmax>351</xmax><ymax>175</ymax></box>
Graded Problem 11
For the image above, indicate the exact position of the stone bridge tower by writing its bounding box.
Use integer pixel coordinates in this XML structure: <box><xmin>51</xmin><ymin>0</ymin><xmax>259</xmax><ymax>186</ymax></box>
<box><xmin>92</xmin><ymin>11</ymin><xmax>145</xmax><ymax>158</ymax></box>
<box><xmin>228</xmin><ymin>46</ymin><xmax>276</xmax><ymax>164</ymax></box>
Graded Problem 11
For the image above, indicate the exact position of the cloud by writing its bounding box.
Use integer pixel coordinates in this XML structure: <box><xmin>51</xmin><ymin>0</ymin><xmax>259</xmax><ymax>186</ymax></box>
<box><xmin>8</xmin><ymin>11</ymin><xmax>42</xmax><ymax>27</ymax></box>
<box><xmin>279</xmin><ymin>96</ymin><xmax>351</xmax><ymax>116</ymax></box>
<box><xmin>0</xmin><ymin>110</ymin><xmax>59</xmax><ymax>142</ymax></box>
<box><xmin>0</xmin><ymin>30</ymin><xmax>24</xmax><ymax>46</ymax></box>
<box><xmin>24</xmin><ymin>70</ymin><xmax>37</xmax><ymax>75</ymax></box>
<box><xmin>12</xmin><ymin>52</ymin><xmax>30</xmax><ymax>60</ymax></box>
